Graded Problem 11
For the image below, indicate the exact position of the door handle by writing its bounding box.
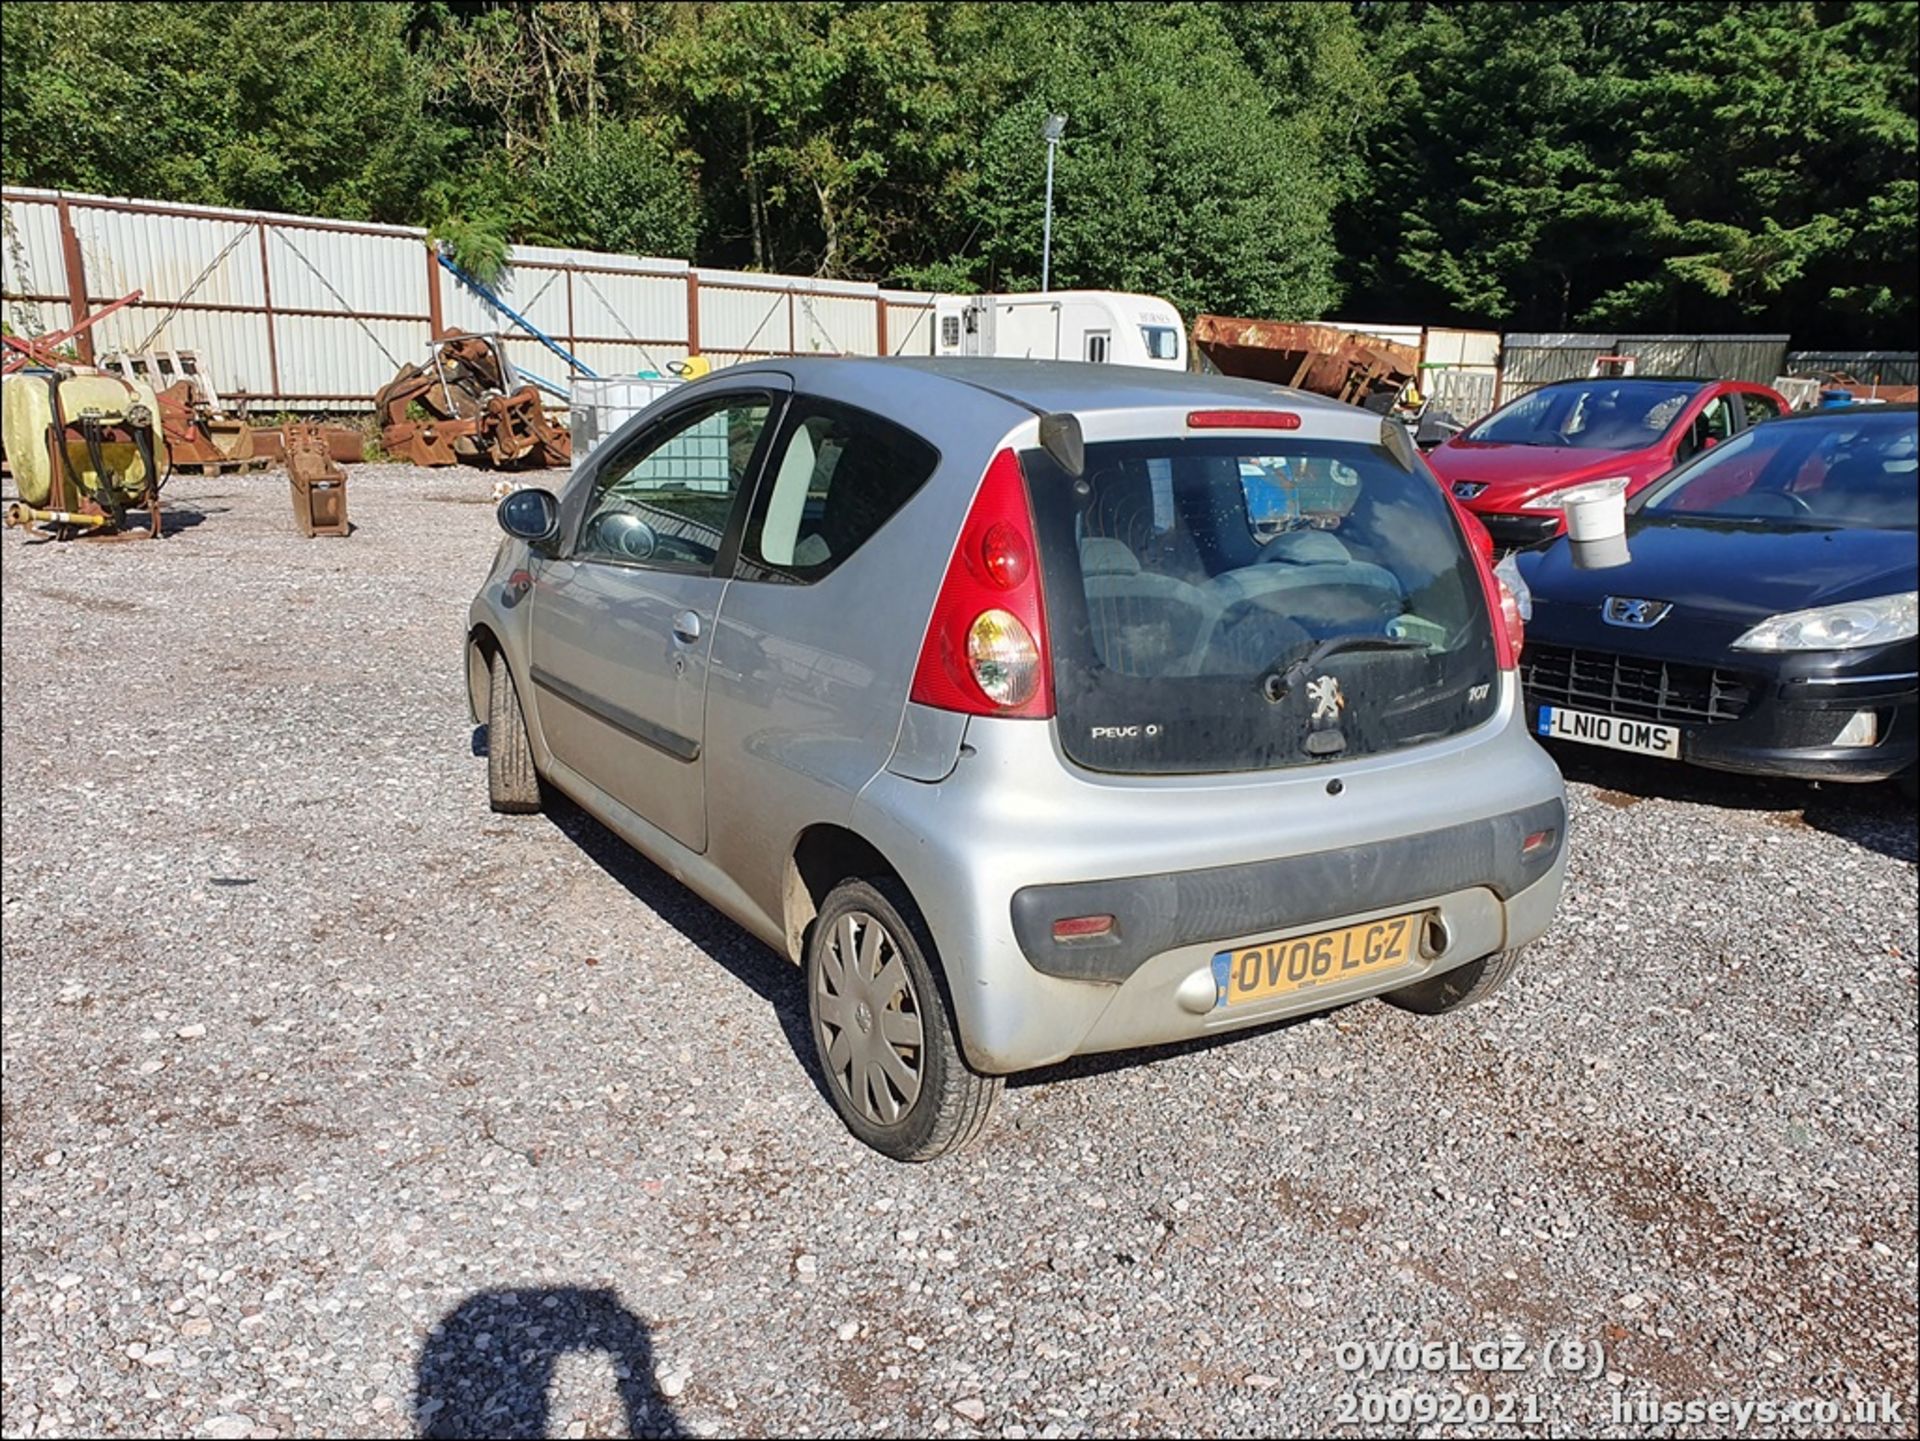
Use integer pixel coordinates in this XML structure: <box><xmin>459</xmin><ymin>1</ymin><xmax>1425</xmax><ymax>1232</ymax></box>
<box><xmin>671</xmin><ymin>610</ymin><xmax>702</xmax><ymax>644</ymax></box>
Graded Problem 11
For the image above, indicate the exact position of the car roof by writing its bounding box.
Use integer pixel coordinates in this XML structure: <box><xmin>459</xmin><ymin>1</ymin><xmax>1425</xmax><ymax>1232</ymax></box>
<box><xmin>1529</xmin><ymin>375</ymin><xmax>1713</xmax><ymax>388</ymax></box>
<box><xmin>1759</xmin><ymin>401</ymin><xmax>1918</xmax><ymax>422</ymax></box>
<box><xmin>713</xmin><ymin>355</ymin><xmax>1362</xmax><ymax>419</ymax></box>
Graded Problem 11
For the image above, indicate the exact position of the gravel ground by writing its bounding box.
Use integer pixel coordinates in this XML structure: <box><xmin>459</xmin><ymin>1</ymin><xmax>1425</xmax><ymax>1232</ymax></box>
<box><xmin>3</xmin><ymin>465</ymin><xmax>1915</xmax><ymax>1440</ymax></box>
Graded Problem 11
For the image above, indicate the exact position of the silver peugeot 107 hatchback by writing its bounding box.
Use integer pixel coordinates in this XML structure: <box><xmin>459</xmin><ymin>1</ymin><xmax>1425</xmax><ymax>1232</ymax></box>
<box><xmin>467</xmin><ymin>358</ymin><xmax>1567</xmax><ymax>1160</ymax></box>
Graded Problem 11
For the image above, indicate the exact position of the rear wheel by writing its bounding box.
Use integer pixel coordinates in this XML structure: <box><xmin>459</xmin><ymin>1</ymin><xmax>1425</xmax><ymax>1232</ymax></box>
<box><xmin>1383</xmin><ymin>948</ymin><xmax>1524</xmax><ymax>1015</ymax></box>
<box><xmin>806</xmin><ymin>878</ymin><xmax>1000</xmax><ymax>1162</ymax></box>
<box><xmin>486</xmin><ymin>650</ymin><xmax>543</xmax><ymax>814</ymax></box>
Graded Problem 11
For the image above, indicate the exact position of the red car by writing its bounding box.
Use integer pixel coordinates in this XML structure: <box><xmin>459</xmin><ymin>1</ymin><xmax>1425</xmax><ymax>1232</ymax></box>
<box><xmin>1426</xmin><ymin>376</ymin><xmax>1792</xmax><ymax>550</ymax></box>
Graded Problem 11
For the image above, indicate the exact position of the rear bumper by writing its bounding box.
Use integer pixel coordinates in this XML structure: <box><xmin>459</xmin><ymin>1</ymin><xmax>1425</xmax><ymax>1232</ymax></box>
<box><xmin>851</xmin><ymin>686</ymin><xmax>1569</xmax><ymax>1072</ymax></box>
<box><xmin>1009</xmin><ymin>797</ymin><xmax>1564</xmax><ymax>984</ymax></box>
<box><xmin>1070</xmin><ymin>851</ymin><xmax>1567</xmax><ymax>1058</ymax></box>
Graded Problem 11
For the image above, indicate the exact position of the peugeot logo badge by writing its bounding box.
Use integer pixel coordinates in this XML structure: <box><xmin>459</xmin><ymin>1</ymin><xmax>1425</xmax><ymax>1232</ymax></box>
<box><xmin>1603</xmin><ymin>596</ymin><xmax>1673</xmax><ymax>629</ymax></box>
<box><xmin>1308</xmin><ymin>674</ymin><xmax>1345</xmax><ymax>722</ymax></box>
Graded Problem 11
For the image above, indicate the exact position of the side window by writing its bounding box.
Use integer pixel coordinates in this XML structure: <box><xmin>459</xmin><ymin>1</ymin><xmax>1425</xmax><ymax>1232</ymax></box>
<box><xmin>1085</xmin><ymin>332</ymin><xmax>1110</xmax><ymax>364</ymax></box>
<box><xmin>576</xmin><ymin>394</ymin><xmax>774</xmax><ymax>570</ymax></box>
<box><xmin>1703</xmin><ymin>395</ymin><xmax>1736</xmax><ymax>442</ymax></box>
<box><xmin>738</xmin><ymin>399</ymin><xmax>940</xmax><ymax>584</ymax></box>
<box><xmin>1140</xmin><ymin>326</ymin><xmax>1180</xmax><ymax>361</ymax></box>
<box><xmin>1677</xmin><ymin>395</ymin><xmax>1736</xmax><ymax>461</ymax></box>
<box><xmin>1742</xmin><ymin>391</ymin><xmax>1785</xmax><ymax>425</ymax></box>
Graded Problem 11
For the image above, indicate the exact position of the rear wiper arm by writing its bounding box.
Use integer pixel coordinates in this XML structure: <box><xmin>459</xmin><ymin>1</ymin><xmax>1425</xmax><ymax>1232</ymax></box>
<box><xmin>1265</xmin><ymin>635</ymin><xmax>1430</xmax><ymax>702</ymax></box>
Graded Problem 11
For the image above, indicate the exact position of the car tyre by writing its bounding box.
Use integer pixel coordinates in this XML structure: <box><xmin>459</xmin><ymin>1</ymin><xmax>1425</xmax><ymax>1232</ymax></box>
<box><xmin>1382</xmin><ymin>947</ymin><xmax>1524</xmax><ymax>1015</ymax></box>
<box><xmin>806</xmin><ymin>877</ymin><xmax>1000</xmax><ymax>1162</ymax></box>
<box><xmin>1898</xmin><ymin>768</ymin><xmax>1918</xmax><ymax>804</ymax></box>
<box><xmin>486</xmin><ymin>650</ymin><xmax>543</xmax><ymax>815</ymax></box>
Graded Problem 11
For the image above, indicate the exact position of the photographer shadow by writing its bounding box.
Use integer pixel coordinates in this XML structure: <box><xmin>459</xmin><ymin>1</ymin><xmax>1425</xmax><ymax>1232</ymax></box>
<box><xmin>415</xmin><ymin>1287</ymin><xmax>684</xmax><ymax>1438</ymax></box>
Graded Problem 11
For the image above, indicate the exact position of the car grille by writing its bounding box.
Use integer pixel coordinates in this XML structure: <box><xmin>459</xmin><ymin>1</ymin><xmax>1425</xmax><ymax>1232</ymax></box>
<box><xmin>1522</xmin><ymin>644</ymin><xmax>1757</xmax><ymax>726</ymax></box>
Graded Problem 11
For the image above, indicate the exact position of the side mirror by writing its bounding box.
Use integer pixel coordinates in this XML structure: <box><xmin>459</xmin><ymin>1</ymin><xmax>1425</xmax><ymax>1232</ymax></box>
<box><xmin>497</xmin><ymin>488</ymin><xmax>560</xmax><ymax>549</ymax></box>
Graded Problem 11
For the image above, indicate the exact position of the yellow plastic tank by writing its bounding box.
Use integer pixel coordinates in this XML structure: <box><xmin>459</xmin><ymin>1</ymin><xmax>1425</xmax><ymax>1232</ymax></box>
<box><xmin>2</xmin><ymin>369</ymin><xmax>166</xmax><ymax>508</ymax></box>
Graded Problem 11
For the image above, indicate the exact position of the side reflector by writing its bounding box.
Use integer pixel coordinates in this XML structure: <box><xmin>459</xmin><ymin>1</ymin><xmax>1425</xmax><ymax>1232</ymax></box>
<box><xmin>1187</xmin><ymin>409</ymin><xmax>1302</xmax><ymax>430</ymax></box>
<box><xmin>1521</xmin><ymin>829</ymin><xmax>1556</xmax><ymax>857</ymax></box>
<box><xmin>1052</xmin><ymin>914</ymin><xmax>1116</xmax><ymax>942</ymax></box>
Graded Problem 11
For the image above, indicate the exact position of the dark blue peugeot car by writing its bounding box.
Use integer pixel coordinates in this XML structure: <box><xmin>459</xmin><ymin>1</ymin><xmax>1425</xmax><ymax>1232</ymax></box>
<box><xmin>1515</xmin><ymin>404</ymin><xmax>1917</xmax><ymax>795</ymax></box>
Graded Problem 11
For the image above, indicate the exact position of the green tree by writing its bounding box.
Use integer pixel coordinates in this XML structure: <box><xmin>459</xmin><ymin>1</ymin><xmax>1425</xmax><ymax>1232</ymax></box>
<box><xmin>942</xmin><ymin>3</ymin><xmax>1352</xmax><ymax>318</ymax></box>
<box><xmin>1</xmin><ymin>1</ymin><xmax>451</xmax><ymax>222</ymax></box>
<box><xmin>4</xmin><ymin>1</ymin><xmax>1912</xmax><ymax>345</ymax></box>
<box><xmin>646</xmin><ymin>2</ymin><xmax>972</xmax><ymax>277</ymax></box>
<box><xmin>1336</xmin><ymin>1</ymin><xmax>1918</xmax><ymax>345</ymax></box>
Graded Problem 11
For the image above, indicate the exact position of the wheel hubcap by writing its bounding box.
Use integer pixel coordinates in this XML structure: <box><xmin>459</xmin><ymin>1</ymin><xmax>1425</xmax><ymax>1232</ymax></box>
<box><xmin>815</xmin><ymin>910</ymin><xmax>924</xmax><ymax>1125</ymax></box>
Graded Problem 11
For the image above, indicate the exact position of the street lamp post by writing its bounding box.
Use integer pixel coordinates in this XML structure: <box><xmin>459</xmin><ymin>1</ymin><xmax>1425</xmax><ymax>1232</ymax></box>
<box><xmin>1041</xmin><ymin>113</ymin><xmax>1066</xmax><ymax>293</ymax></box>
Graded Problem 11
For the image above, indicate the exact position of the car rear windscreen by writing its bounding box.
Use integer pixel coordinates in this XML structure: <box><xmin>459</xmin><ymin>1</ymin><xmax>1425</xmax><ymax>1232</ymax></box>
<box><xmin>1024</xmin><ymin>436</ymin><xmax>1501</xmax><ymax>774</ymax></box>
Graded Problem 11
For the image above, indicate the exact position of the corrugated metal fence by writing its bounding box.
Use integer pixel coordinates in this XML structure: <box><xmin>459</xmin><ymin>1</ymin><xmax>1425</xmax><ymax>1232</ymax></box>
<box><xmin>1499</xmin><ymin>333</ymin><xmax>1790</xmax><ymax>401</ymax></box>
<box><xmin>1783</xmin><ymin>350</ymin><xmax>1919</xmax><ymax>386</ymax></box>
<box><xmin>1</xmin><ymin>187</ymin><xmax>938</xmax><ymax>411</ymax></box>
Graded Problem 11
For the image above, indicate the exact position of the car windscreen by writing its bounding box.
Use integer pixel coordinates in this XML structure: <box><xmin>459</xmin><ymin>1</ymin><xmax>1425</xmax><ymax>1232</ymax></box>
<box><xmin>1466</xmin><ymin>381</ymin><xmax>1697</xmax><ymax>450</ymax></box>
<box><xmin>1638</xmin><ymin>411</ymin><xmax>1919</xmax><ymax>531</ymax></box>
<box><xmin>1024</xmin><ymin>436</ymin><xmax>1501</xmax><ymax>775</ymax></box>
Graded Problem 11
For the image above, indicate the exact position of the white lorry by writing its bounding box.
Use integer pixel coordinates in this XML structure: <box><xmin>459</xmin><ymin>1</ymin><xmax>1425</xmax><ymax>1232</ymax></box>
<box><xmin>932</xmin><ymin>291</ymin><xmax>1187</xmax><ymax>370</ymax></box>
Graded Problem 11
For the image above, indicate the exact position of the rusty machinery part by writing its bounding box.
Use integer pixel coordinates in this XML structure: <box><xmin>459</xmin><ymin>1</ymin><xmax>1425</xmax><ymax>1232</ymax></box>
<box><xmin>0</xmin><ymin>289</ymin><xmax>146</xmax><ymax>376</ymax></box>
<box><xmin>480</xmin><ymin>387</ymin><xmax>572</xmax><ymax>469</ymax></box>
<box><xmin>381</xmin><ymin>414</ymin><xmax>482</xmax><ymax>468</ymax></box>
<box><xmin>373</xmin><ymin>330</ymin><xmax>569</xmax><ymax>469</ymax></box>
<box><xmin>248</xmin><ymin>424</ymin><xmax>365</xmax><ymax>465</ymax></box>
<box><xmin>154</xmin><ymin>380</ymin><xmax>265</xmax><ymax>475</ymax></box>
<box><xmin>1190</xmin><ymin>317</ymin><xmax>1419</xmax><ymax>409</ymax></box>
<box><xmin>283</xmin><ymin>422</ymin><xmax>350</xmax><ymax>537</ymax></box>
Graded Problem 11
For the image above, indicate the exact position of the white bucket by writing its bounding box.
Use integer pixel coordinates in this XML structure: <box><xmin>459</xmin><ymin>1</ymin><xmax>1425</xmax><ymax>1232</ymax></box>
<box><xmin>1563</xmin><ymin>481</ymin><xmax>1628</xmax><ymax>542</ymax></box>
<box><xmin>1569</xmin><ymin>534</ymin><xmax>1632</xmax><ymax>570</ymax></box>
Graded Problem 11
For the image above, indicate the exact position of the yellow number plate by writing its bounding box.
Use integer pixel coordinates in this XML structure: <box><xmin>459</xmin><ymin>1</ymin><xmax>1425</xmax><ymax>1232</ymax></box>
<box><xmin>1212</xmin><ymin>913</ymin><xmax>1421</xmax><ymax>1008</ymax></box>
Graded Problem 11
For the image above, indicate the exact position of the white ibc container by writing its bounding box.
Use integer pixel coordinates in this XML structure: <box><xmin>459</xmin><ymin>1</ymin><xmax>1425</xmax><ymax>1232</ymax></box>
<box><xmin>569</xmin><ymin>376</ymin><xmax>682</xmax><ymax>468</ymax></box>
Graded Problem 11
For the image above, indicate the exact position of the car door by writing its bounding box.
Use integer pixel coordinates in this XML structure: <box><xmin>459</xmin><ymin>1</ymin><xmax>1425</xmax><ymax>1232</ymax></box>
<box><xmin>528</xmin><ymin>383</ymin><xmax>787</xmax><ymax>852</ymax></box>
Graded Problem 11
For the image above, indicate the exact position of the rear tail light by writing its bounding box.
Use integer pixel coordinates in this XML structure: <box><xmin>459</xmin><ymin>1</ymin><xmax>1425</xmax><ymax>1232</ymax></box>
<box><xmin>910</xmin><ymin>448</ymin><xmax>1054</xmax><ymax>718</ymax></box>
<box><xmin>1495</xmin><ymin>575</ymin><xmax>1527</xmax><ymax>663</ymax></box>
<box><xmin>1492</xmin><ymin>553</ymin><xmax>1531</xmax><ymax>665</ymax></box>
<box><xmin>1442</xmin><ymin>490</ymin><xmax>1514</xmax><ymax>666</ymax></box>
<box><xmin>1467</xmin><ymin>551</ymin><xmax>1519</xmax><ymax>671</ymax></box>
<box><xmin>1187</xmin><ymin>409</ymin><xmax>1302</xmax><ymax>430</ymax></box>
<box><xmin>1521</xmin><ymin>828</ymin><xmax>1556</xmax><ymax>856</ymax></box>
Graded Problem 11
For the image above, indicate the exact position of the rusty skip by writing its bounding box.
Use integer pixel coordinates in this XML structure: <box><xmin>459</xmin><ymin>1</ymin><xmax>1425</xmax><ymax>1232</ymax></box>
<box><xmin>1190</xmin><ymin>316</ymin><xmax>1419</xmax><ymax>409</ymax></box>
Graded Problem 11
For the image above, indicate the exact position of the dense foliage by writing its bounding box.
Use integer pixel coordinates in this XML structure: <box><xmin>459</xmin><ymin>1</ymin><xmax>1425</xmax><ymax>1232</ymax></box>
<box><xmin>3</xmin><ymin>1</ymin><xmax>1913</xmax><ymax>344</ymax></box>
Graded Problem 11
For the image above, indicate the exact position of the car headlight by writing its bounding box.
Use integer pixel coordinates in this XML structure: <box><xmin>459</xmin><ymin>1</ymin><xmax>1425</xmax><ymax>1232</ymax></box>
<box><xmin>1521</xmin><ymin>476</ymin><xmax>1631</xmax><ymax>510</ymax></box>
<box><xmin>1732</xmin><ymin>592</ymin><xmax>1918</xmax><ymax>652</ymax></box>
